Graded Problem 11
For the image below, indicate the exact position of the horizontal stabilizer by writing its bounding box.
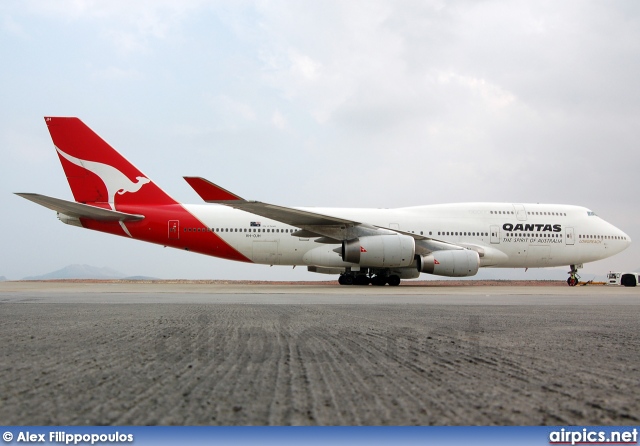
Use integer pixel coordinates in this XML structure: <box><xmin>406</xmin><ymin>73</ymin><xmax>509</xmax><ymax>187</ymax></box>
<box><xmin>15</xmin><ymin>193</ymin><xmax>144</xmax><ymax>222</ymax></box>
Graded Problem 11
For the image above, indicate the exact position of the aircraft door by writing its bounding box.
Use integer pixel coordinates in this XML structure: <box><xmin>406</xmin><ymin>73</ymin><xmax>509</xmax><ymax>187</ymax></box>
<box><xmin>168</xmin><ymin>220</ymin><xmax>179</xmax><ymax>240</ymax></box>
<box><xmin>513</xmin><ymin>204</ymin><xmax>527</xmax><ymax>221</ymax></box>
<box><xmin>565</xmin><ymin>227</ymin><xmax>575</xmax><ymax>245</ymax></box>
<box><xmin>490</xmin><ymin>225</ymin><xmax>500</xmax><ymax>244</ymax></box>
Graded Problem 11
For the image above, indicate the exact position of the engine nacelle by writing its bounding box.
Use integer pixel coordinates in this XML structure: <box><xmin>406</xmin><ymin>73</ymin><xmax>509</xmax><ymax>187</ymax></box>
<box><xmin>417</xmin><ymin>250</ymin><xmax>480</xmax><ymax>277</ymax></box>
<box><xmin>342</xmin><ymin>235</ymin><xmax>415</xmax><ymax>268</ymax></box>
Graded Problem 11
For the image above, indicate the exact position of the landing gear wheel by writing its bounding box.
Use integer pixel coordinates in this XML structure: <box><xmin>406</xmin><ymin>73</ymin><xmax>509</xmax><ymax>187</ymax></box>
<box><xmin>372</xmin><ymin>275</ymin><xmax>386</xmax><ymax>286</ymax></box>
<box><xmin>354</xmin><ymin>275</ymin><xmax>370</xmax><ymax>286</ymax></box>
<box><xmin>387</xmin><ymin>275</ymin><xmax>401</xmax><ymax>286</ymax></box>
<box><xmin>339</xmin><ymin>275</ymin><xmax>354</xmax><ymax>285</ymax></box>
<box><xmin>566</xmin><ymin>264</ymin><xmax>580</xmax><ymax>286</ymax></box>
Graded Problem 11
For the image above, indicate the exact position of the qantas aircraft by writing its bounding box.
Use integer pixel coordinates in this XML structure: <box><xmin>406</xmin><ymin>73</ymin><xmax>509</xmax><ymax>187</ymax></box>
<box><xmin>17</xmin><ymin>117</ymin><xmax>631</xmax><ymax>286</ymax></box>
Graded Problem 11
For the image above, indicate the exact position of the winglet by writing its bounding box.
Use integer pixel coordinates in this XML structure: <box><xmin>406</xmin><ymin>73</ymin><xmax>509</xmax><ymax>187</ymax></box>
<box><xmin>183</xmin><ymin>177</ymin><xmax>244</xmax><ymax>202</ymax></box>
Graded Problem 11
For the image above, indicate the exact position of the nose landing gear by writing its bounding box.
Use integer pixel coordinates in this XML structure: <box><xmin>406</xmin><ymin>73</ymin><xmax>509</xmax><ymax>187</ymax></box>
<box><xmin>567</xmin><ymin>264</ymin><xmax>581</xmax><ymax>286</ymax></box>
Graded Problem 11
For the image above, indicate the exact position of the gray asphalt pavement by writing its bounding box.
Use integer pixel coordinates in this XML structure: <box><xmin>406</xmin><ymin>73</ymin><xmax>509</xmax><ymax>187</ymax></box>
<box><xmin>0</xmin><ymin>283</ymin><xmax>638</xmax><ymax>425</ymax></box>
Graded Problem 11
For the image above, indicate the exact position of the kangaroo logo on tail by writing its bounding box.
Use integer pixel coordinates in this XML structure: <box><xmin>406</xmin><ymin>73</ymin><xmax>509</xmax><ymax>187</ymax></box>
<box><xmin>55</xmin><ymin>146</ymin><xmax>150</xmax><ymax>210</ymax></box>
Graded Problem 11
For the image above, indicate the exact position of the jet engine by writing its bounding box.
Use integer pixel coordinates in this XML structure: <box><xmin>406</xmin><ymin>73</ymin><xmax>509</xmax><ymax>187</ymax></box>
<box><xmin>417</xmin><ymin>250</ymin><xmax>480</xmax><ymax>277</ymax></box>
<box><xmin>341</xmin><ymin>234</ymin><xmax>415</xmax><ymax>267</ymax></box>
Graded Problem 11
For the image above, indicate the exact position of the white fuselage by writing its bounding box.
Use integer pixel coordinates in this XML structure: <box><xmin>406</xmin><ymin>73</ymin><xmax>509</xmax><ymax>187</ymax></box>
<box><xmin>183</xmin><ymin>202</ymin><xmax>631</xmax><ymax>270</ymax></box>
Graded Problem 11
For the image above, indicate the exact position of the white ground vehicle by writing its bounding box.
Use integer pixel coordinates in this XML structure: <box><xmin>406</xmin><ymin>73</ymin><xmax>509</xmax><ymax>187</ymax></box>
<box><xmin>607</xmin><ymin>272</ymin><xmax>639</xmax><ymax>287</ymax></box>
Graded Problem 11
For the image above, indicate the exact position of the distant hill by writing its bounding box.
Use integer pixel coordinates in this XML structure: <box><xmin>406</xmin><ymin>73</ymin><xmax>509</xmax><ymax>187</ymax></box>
<box><xmin>23</xmin><ymin>264</ymin><xmax>126</xmax><ymax>280</ymax></box>
<box><xmin>0</xmin><ymin>276</ymin><xmax>6</xmax><ymax>282</ymax></box>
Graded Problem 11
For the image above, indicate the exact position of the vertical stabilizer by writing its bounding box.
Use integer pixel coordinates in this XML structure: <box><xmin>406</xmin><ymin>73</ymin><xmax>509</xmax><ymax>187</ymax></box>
<box><xmin>45</xmin><ymin>117</ymin><xmax>176</xmax><ymax>209</ymax></box>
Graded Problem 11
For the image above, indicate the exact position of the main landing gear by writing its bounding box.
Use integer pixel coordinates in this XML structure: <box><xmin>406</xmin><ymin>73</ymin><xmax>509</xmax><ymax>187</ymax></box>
<box><xmin>567</xmin><ymin>264</ymin><xmax>581</xmax><ymax>286</ymax></box>
<box><xmin>338</xmin><ymin>271</ymin><xmax>401</xmax><ymax>286</ymax></box>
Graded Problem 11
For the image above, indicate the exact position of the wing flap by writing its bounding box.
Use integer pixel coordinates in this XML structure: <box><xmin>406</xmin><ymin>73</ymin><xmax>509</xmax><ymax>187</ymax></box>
<box><xmin>16</xmin><ymin>193</ymin><xmax>144</xmax><ymax>222</ymax></box>
<box><xmin>231</xmin><ymin>202</ymin><xmax>357</xmax><ymax>226</ymax></box>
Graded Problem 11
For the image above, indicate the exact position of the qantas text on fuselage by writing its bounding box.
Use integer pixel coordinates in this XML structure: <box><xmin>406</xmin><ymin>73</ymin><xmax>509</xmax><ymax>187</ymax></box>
<box><xmin>16</xmin><ymin>117</ymin><xmax>631</xmax><ymax>286</ymax></box>
<box><xmin>503</xmin><ymin>223</ymin><xmax>562</xmax><ymax>232</ymax></box>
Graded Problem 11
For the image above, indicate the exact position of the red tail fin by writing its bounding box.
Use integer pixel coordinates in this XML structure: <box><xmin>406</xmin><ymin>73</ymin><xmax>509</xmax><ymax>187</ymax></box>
<box><xmin>45</xmin><ymin>117</ymin><xmax>176</xmax><ymax>209</ymax></box>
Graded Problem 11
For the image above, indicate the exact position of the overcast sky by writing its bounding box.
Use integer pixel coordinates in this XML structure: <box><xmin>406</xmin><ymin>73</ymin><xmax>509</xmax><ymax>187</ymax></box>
<box><xmin>1</xmin><ymin>0</ymin><xmax>638</xmax><ymax>281</ymax></box>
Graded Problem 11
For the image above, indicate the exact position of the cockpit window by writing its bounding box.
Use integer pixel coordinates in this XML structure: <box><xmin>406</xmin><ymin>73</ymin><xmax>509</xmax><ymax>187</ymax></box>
<box><xmin>587</xmin><ymin>211</ymin><xmax>597</xmax><ymax>217</ymax></box>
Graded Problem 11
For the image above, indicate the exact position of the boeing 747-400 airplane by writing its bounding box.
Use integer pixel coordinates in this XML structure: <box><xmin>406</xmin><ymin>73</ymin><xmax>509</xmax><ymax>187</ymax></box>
<box><xmin>16</xmin><ymin>117</ymin><xmax>631</xmax><ymax>286</ymax></box>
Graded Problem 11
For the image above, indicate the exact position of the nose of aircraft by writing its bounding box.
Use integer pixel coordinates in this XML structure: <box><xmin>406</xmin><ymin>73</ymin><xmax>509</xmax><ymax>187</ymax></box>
<box><xmin>605</xmin><ymin>220</ymin><xmax>632</xmax><ymax>254</ymax></box>
<box><xmin>618</xmin><ymin>228</ymin><xmax>632</xmax><ymax>251</ymax></box>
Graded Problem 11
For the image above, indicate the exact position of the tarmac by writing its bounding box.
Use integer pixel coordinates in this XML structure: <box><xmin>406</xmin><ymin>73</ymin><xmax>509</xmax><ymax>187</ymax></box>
<box><xmin>0</xmin><ymin>282</ymin><xmax>638</xmax><ymax>425</ymax></box>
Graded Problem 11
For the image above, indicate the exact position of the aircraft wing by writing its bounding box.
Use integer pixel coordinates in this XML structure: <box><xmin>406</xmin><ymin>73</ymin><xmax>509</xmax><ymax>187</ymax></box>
<box><xmin>183</xmin><ymin>176</ymin><xmax>479</xmax><ymax>254</ymax></box>
<box><xmin>183</xmin><ymin>177</ymin><xmax>358</xmax><ymax>227</ymax></box>
<box><xmin>15</xmin><ymin>193</ymin><xmax>144</xmax><ymax>222</ymax></box>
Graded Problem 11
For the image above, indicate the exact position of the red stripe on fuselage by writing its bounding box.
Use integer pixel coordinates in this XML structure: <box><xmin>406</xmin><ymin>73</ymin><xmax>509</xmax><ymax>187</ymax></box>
<box><xmin>80</xmin><ymin>203</ymin><xmax>252</xmax><ymax>263</ymax></box>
